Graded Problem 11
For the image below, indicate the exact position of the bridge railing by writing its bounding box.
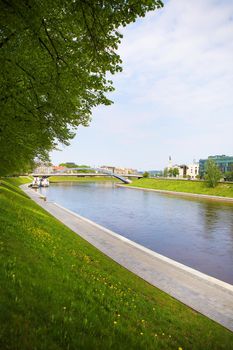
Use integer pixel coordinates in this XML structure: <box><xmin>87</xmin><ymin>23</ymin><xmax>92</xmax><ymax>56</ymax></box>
<box><xmin>32</xmin><ymin>167</ymin><xmax>142</xmax><ymax>184</ymax></box>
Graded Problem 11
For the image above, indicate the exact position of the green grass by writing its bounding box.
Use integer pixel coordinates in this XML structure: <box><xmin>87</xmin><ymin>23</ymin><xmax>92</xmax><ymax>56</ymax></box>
<box><xmin>0</xmin><ymin>178</ymin><xmax>232</xmax><ymax>349</ymax></box>
<box><xmin>49</xmin><ymin>176</ymin><xmax>118</xmax><ymax>182</ymax></box>
<box><xmin>128</xmin><ymin>178</ymin><xmax>233</xmax><ymax>198</ymax></box>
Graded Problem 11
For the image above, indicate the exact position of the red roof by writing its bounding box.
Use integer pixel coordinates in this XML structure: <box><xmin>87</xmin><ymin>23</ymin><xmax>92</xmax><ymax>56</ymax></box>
<box><xmin>52</xmin><ymin>166</ymin><xmax>66</xmax><ymax>170</ymax></box>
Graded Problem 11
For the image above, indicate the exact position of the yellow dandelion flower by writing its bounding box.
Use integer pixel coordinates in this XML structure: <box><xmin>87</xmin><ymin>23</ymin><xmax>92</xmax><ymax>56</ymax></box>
<box><xmin>141</xmin><ymin>319</ymin><xmax>145</xmax><ymax>323</ymax></box>
<box><xmin>178</xmin><ymin>347</ymin><xmax>183</xmax><ymax>350</ymax></box>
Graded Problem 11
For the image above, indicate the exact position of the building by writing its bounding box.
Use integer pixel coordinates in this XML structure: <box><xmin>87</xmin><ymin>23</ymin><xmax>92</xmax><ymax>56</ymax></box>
<box><xmin>52</xmin><ymin>165</ymin><xmax>66</xmax><ymax>172</ymax></box>
<box><xmin>166</xmin><ymin>157</ymin><xmax>199</xmax><ymax>179</ymax></box>
<box><xmin>199</xmin><ymin>155</ymin><xmax>233</xmax><ymax>177</ymax></box>
<box><xmin>186</xmin><ymin>162</ymin><xmax>199</xmax><ymax>179</ymax></box>
<box><xmin>100</xmin><ymin>165</ymin><xmax>138</xmax><ymax>175</ymax></box>
<box><xmin>33</xmin><ymin>165</ymin><xmax>66</xmax><ymax>174</ymax></box>
<box><xmin>33</xmin><ymin>165</ymin><xmax>53</xmax><ymax>174</ymax></box>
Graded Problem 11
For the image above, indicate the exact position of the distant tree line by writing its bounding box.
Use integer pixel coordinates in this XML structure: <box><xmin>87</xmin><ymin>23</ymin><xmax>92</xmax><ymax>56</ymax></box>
<box><xmin>59</xmin><ymin>163</ymin><xmax>90</xmax><ymax>169</ymax></box>
<box><xmin>59</xmin><ymin>162</ymin><xmax>95</xmax><ymax>173</ymax></box>
<box><xmin>163</xmin><ymin>167</ymin><xmax>179</xmax><ymax>178</ymax></box>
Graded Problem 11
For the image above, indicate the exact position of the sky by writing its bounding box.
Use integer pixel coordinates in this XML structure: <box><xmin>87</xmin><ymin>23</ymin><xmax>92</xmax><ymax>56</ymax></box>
<box><xmin>51</xmin><ymin>0</ymin><xmax>233</xmax><ymax>171</ymax></box>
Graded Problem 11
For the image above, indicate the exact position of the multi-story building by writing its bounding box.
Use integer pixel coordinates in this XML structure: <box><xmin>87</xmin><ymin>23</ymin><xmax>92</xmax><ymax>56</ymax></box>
<box><xmin>52</xmin><ymin>166</ymin><xmax>66</xmax><ymax>172</ymax></box>
<box><xmin>186</xmin><ymin>162</ymin><xmax>199</xmax><ymax>179</ymax></box>
<box><xmin>166</xmin><ymin>157</ymin><xmax>199</xmax><ymax>179</ymax></box>
<box><xmin>33</xmin><ymin>165</ymin><xmax>66</xmax><ymax>174</ymax></box>
<box><xmin>100</xmin><ymin>165</ymin><xmax>138</xmax><ymax>175</ymax></box>
<box><xmin>33</xmin><ymin>165</ymin><xmax>53</xmax><ymax>174</ymax></box>
<box><xmin>199</xmin><ymin>155</ymin><xmax>233</xmax><ymax>177</ymax></box>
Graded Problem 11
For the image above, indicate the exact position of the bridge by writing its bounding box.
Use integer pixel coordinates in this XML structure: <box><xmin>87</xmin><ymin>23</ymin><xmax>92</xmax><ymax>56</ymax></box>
<box><xmin>32</xmin><ymin>167</ymin><xmax>142</xmax><ymax>184</ymax></box>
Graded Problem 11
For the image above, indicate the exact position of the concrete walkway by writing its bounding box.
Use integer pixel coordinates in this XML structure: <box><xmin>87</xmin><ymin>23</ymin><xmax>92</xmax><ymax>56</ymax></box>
<box><xmin>21</xmin><ymin>185</ymin><xmax>233</xmax><ymax>332</ymax></box>
<box><xmin>116</xmin><ymin>184</ymin><xmax>233</xmax><ymax>203</ymax></box>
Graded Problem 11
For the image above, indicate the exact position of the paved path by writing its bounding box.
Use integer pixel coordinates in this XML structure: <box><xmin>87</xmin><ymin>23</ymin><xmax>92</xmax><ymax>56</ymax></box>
<box><xmin>116</xmin><ymin>184</ymin><xmax>233</xmax><ymax>203</ymax></box>
<box><xmin>21</xmin><ymin>185</ymin><xmax>233</xmax><ymax>332</ymax></box>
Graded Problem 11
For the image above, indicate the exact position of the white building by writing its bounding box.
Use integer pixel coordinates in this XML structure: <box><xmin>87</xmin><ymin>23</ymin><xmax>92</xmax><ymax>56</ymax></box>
<box><xmin>166</xmin><ymin>157</ymin><xmax>199</xmax><ymax>179</ymax></box>
<box><xmin>186</xmin><ymin>162</ymin><xmax>199</xmax><ymax>179</ymax></box>
<box><xmin>33</xmin><ymin>165</ymin><xmax>53</xmax><ymax>174</ymax></box>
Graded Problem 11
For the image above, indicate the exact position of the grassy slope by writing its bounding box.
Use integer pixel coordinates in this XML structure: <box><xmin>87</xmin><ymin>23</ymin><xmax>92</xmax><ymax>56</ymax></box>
<box><xmin>0</xmin><ymin>178</ymin><xmax>232</xmax><ymax>350</ymax></box>
<box><xmin>128</xmin><ymin>178</ymin><xmax>233</xmax><ymax>198</ymax></box>
<box><xmin>49</xmin><ymin>176</ymin><xmax>118</xmax><ymax>182</ymax></box>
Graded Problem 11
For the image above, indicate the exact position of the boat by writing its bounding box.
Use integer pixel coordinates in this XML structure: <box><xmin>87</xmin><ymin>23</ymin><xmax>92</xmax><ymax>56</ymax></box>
<box><xmin>31</xmin><ymin>184</ymin><xmax>39</xmax><ymax>189</ymax></box>
<box><xmin>40</xmin><ymin>177</ymin><xmax>49</xmax><ymax>187</ymax></box>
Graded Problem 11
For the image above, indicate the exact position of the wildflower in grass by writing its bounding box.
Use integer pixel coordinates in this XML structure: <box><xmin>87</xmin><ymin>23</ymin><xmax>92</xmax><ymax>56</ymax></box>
<box><xmin>154</xmin><ymin>334</ymin><xmax>157</xmax><ymax>337</ymax></box>
<box><xmin>141</xmin><ymin>319</ymin><xmax>145</xmax><ymax>323</ymax></box>
<box><xmin>162</xmin><ymin>333</ymin><xmax>165</xmax><ymax>336</ymax></box>
<box><xmin>113</xmin><ymin>321</ymin><xmax>117</xmax><ymax>325</ymax></box>
<box><xmin>178</xmin><ymin>348</ymin><xmax>183</xmax><ymax>350</ymax></box>
<box><xmin>117</xmin><ymin>314</ymin><xmax>120</xmax><ymax>317</ymax></box>
<box><xmin>140</xmin><ymin>332</ymin><xmax>143</xmax><ymax>335</ymax></box>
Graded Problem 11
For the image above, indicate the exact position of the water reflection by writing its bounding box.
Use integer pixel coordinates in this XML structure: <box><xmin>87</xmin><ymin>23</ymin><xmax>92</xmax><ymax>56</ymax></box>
<box><xmin>40</xmin><ymin>182</ymin><xmax>233</xmax><ymax>284</ymax></box>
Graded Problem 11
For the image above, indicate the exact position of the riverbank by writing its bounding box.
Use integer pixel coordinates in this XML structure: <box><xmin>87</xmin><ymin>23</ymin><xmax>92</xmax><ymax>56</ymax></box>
<box><xmin>1</xmin><ymin>178</ymin><xmax>232</xmax><ymax>349</ymax></box>
<box><xmin>49</xmin><ymin>176</ymin><xmax>118</xmax><ymax>182</ymax></box>
<box><xmin>127</xmin><ymin>178</ymin><xmax>233</xmax><ymax>198</ymax></box>
<box><xmin>22</xmin><ymin>183</ymin><xmax>233</xmax><ymax>332</ymax></box>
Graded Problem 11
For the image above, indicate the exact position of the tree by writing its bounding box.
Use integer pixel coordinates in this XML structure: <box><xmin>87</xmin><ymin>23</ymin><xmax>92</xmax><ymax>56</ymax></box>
<box><xmin>59</xmin><ymin>162</ymin><xmax>79</xmax><ymax>168</ymax></box>
<box><xmin>204</xmin><ymin>160</ymin><xmax>222</xmax><ymax>188</ymax></box>
<box><xmin>0</xmin><ymin>1</ymin><xmax>163</xmax><ymax>175</ymax></box>
<box><xmin>143</xmin><ymin>171</ymin><xmax>149</xmax><ymax>178</ymax></box>
<box><xmin>168</xmin><ymin>168</ymin><xmax>173</xmax><ymax>177</ymax></box>
<box><xmin>163</xmin><ymin>167</ymin><xmax>168</xmax><ymax>177</ymax></box>
<box><xmin>172</xmin><ymin>168</ymin><xmax>179</xmax><ymax>177</ymax></box>
<box><xmin>223</xmin><ymin>171</ymin><xmax>233</xmax><ymax>182</ymax></box>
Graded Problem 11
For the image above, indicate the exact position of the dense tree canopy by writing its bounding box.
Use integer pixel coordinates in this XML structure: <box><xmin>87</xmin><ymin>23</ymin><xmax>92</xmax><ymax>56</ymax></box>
<box><xmin>204</xmin><ymin>159</ymin><xmax>222</xmax><ymax>188</ymax></box>
<box><xmin>0</xmin><ymin>0</ymin><xmax>163</xmax><ymax>175</ymax></box>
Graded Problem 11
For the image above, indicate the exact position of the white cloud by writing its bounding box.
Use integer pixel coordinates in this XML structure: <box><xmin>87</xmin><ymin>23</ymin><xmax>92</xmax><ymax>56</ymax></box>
<box><xmin>52</xmin><ymin>0</ymin><xmax>233</xmax><ymax>169</ymax></box>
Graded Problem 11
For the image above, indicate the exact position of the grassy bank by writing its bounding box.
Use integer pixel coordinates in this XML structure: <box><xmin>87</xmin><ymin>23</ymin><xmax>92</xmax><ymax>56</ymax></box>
<box><xmin>49</xmin><ymin>176</ymin><xmax>118</xmax><ymax>182</ymax></box>
<box><xmin>0</xmin><ymin>178</ymin><xmax>232</xmax><ymax>349</ymax></box>
<box><xmin>128</xmin><ymin>178</ymin><xmax>233</xmax><ymax>198</ymax></box>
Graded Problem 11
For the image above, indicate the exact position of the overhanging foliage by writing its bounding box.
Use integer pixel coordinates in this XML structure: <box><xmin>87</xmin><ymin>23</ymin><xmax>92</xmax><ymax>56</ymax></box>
<box><xmin>0</xmin><ymin>0</ymin><xmax>163</xmax><ymax>175</ymax></box>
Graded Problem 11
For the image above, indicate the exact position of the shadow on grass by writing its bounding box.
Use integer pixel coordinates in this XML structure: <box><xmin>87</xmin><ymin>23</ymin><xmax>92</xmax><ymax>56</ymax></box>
<box><xmin>0</xmin><ymin>181</ymin><xmax>29</xmax><ymax>200</ymax></box>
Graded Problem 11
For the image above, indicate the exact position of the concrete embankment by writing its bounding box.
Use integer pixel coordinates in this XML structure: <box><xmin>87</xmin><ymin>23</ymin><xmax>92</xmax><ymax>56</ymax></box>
<box><xmin>116</xmin><ymin>184</ymin><xmax>233</xmax><ymax>203</ymax></box>
<box><xmin>21</xmin><ymin>184</ymin><xmax>233</xmax><ymax>331</ymax></box>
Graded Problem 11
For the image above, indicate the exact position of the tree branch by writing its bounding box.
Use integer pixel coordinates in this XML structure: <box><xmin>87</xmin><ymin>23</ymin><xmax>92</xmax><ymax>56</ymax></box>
<box><xmin>42</xmin><ymin>19</ymin><xmax>59</xmax><ymax>58</ymax></box>
<box><xmin>38</xmin><ymin>37</ymin><xmax>55</xmax><ymax>61</ymax></box>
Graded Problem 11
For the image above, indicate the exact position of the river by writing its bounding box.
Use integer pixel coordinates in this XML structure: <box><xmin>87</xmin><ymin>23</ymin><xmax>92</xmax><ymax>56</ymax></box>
<box><xmin>39</xmin><ymin>182</ymin><xmax>233</xmax><ymax>284</ymax></box>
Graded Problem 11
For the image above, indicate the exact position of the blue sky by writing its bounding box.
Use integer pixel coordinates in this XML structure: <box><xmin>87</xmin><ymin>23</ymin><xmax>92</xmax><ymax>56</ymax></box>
<box><xmin>51</xmin><ymin>0</ymin><xmax>233</xmax><ymax>170</ymax></box>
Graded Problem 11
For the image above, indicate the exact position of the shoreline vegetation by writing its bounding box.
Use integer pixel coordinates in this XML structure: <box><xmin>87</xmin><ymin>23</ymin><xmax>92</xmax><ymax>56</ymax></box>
<box><xmin>127</xmin><ymin>178</ymin><xmax>233</xmax><ymax>198</ymax></box>
<box><xmin>1</xmin><ymin>178</ymin><xmax>233</xmax><ymax>349</ymax></box>
<box><xmin>39</xmin><ymin>176</ymin><xmax>233</xmax><ymax>198</ymax></box>
<box><xmin>49</xmin><ymin>176</ymin><xmax>118</xmax><ymax>183</ymax></box>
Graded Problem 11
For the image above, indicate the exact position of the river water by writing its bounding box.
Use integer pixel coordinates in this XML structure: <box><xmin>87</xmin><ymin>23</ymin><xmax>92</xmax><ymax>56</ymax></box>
<box><xmin>39</xmin><ymin>182</ymin><xmax>233</xmax><ymax>284</ymax></box>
